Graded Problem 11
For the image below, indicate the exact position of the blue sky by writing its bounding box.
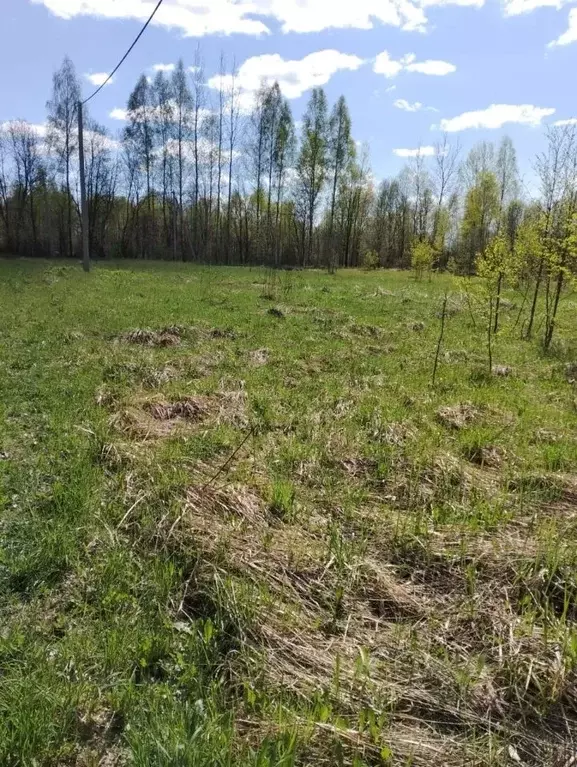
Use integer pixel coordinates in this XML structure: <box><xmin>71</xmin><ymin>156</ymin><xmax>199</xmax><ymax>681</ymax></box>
<box><xmin>1</xmin><ymin>0</ymin><xmax>577</xmax><ymax>189</ymax></box>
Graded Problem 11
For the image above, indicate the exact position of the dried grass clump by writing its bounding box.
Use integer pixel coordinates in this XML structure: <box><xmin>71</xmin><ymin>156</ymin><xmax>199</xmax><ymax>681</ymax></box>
<box><xmin>144</xmin><ymin>396</ymin><xmax>208</xmax><ymax>422</ymax></box>
<box><xmin>120</xmin><ymin>328</ymin><xmax>181</xmax><ymax>347</ymax></box>
<box><xmin>348</xmin><ymin>322</ymin><xmax>382</xmax><ymax>338</ymax></box>
<box><xmin>210</xmin><ymin>327</ymin><xmax>237</xmax><ymax>339</ymax></box>
<box><xmin>95</xmin><ymin>385</ymin><xmax>117</xmax><ymax>408</ymax></box>
<box><xmin>493</xmin><ymin>364</ymin><xmax>514</xmax><ymax>377</ymax></box>
<box><xmin>437</xmin><ymin>402</ymin><xmax>480</xmax><ymax>430</ymax></box>
<box><xmin>140</xmin><ymin>365</ymin><xmax>178</xmax><ymax>388</ymax></box>
<box><xmin>110</xmin><ymin>395</ymin><xmax>209</xmax><ymax>439</ymax></box>
<box><xmin>110</xmin><ymin>388</ymin><xmax>246</xmax><ymax>440</ymax></box>
<box><xmin>462</xmin><ymin>443</ymin><xmax>505</xmax><ymax>468</ymax></box>
<box><xmin>565</xmin><ymin>362</ymin><xmax>577</xmax><ymax>383</ymax></box>
<box><xmin>186</xmin><ymin>484</ymin><xmax>264</xmax><ymax>526</ymax></box>
<box><xmin>340</xmin><ymin>457</ymin><xmax>377</xmax><ymax>478</ymax></box>
<box><xmin>381</xmin><ymin>421</ymin><xmax>416</xmax><ymax>447</ymax></box>
<box><xmin>249</xmin><ymin>348</ymin><xmax>269</xmax><ymax>367</ymax></box>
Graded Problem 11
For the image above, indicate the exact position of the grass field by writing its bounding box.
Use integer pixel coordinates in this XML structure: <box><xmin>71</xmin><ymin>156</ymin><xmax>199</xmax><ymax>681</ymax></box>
<box><xmin>1</xmin><ymin>259</ymin><xmax>577</xmax><ymax>766</ymax></box>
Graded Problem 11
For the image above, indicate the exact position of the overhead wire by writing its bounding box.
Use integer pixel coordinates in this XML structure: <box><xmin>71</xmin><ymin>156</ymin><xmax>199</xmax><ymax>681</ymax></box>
<box><xmin>81</xmin><ymin>0</ymin><xmax>164</xmax><ymax>105</ymax></box>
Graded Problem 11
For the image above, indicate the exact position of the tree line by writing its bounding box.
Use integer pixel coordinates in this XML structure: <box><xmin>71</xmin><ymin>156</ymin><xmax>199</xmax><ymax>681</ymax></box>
<box><xmin>1</xmin><ymin>57</ymin><xmax>576</xmax><ymax>326</ymax></box>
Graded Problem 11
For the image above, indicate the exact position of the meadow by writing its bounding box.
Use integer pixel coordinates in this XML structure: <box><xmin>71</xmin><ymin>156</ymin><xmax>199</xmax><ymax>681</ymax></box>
<box><xmin>0</xmin><ymin>259</ymin><xmax>576</xmax><ymax>766</ymax></box>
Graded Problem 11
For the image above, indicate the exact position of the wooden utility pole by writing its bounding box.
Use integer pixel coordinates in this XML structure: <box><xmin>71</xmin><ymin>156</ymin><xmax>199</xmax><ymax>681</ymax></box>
<box><xmin>172</xmin><ymin>191</ymin><xmax>178</xmax><ymax>261</ymax></box>
<box><xmin>77</xmin><ymin>101</ymin><xmax>90</xmax><ymax>272</ymax></box>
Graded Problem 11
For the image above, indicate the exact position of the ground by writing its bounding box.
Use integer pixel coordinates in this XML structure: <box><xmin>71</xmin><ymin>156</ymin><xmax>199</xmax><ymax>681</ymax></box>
<box><xmin>1</xmin><ymin>259</ymin><xmax>577</xmax><ymax>767</ymax></box>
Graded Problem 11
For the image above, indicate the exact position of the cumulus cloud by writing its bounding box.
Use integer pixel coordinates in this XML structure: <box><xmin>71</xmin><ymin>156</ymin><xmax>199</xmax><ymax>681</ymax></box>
<box><xmin>109</xmin><ymin>104</ymin><xmax>213</xmax><ymax>124</ymax></box>
<box><xmin>0</xmin><ymin>120</ymin><xmax>47</xmax><ymax>138</ymax></box>
<box><xmin>374</xmin><ymin>51</ymin><xmax>456</xmax><ymax>78</ymax></box>
<box><xmin>394</xmin><ymin>98</ymin><xmax>438</xmax><ymax>112</ymax></box>
<box><xmin>439</xmin><ymin>104</ymin><xmax>555</xmax><ymax>131</ymax></box>
<box><xmin>151</xmin><ymin>63</ymin><xmax>175</xmax><ymax>72</ymax></box>
<box><xmin>553</xmin><ymin>117</ymin><xmax>577</xmax><ymax>125</ymax></box>
<box><xmin>374</xmin><ymin>52</ymin><xmax>404</xmax><ymax>78</ymax></box>
<box><xmin>548</xmin><ymin>8</ymin><xmax>577</xmax><ymax>46</ymax></box>
<box><xmin>109</xmin><ymin>108</ymin><xmax>129</xmax><ymax>121</ymax></box>
<box><xmin>405</xmin><ymin>58</ymin><xmax>456</xmax><ymax>75</ymax></box>
<box><xmin>31</xmin><ymin>0</ymin><xmax>269</xmax><ymax>36</ymax></box>
<box><xmin>85</xmin><ymin>72</ymin><xmax>113</xmax><ymax>86</ymax></box>
<box><xmin>503</xmin><ymin>0</ymin><xmax>571</xmax><ymax>15</ymax></box>
<box><xmin>393</xmin><ymin>146</ymin><xmax>436</xmax><ymax>157</ymax></box>
<box><xmin>208</xmin><ymin>50</ymin><xmax>364</xmax><ymax>111</ymax></box>
<box><xmin>31</xmin><ymin>0</ymin><xmax>485</xmax><ymax>37</ymax></box>
<box><xmin>1</xmin><ymin>120</ymin><xmax>118</xmax><ymax>152</ymax></box>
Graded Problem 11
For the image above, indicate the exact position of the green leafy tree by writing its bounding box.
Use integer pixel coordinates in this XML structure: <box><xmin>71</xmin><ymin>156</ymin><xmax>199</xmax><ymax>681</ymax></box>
<box><xmin>296</xmin><ymin>88</ymin><xmax>328</xmax><ymax>266</ymax></box>
<box><xmin>461</xmin><ymin>170</ymin><xmax>500</xmax><ymax>274</ymax></box>
<box><xmin>327</xmin><ymin>95</ymin><xmax>354</xmax><ymax>273</ymax></box>
<box><xmin>273</xmin><ymin>98</ymin><xmax>295</xmax><ymax>265</ymax></box>
<box><xmin>411</xmin><ymin>240</ymin><xmax>435</xmax><ymax>280</ymax></box>
<box><xmin>46</xmin><ymin>56</ymin><xmax>81</xmax><ymax>258</ymax></box>
<box><xmin>170</xmin><ymin>60</ymin><xmax>193</xmax><ymax>257</ymax></box>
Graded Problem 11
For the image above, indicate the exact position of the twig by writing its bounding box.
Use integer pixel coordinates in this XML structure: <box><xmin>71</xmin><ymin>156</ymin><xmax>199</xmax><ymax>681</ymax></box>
<box><xmin>464</xmin><ymin>288</ymin><xmax>477</xmax><ymax>330</ymax></box>
<box><xmin>488</xmin><ymin>295</ymin><xmax>493</xmax><ymax>374</ymax></box>
<box><xmin>201</xmin><ymin>425</ymin><xmax>254</xmax><ymax>490</ymax></box>
<box><xmin>432</xmin><ymin>292</ymin><xmax>448</xmax><ymax>386</ymax></box>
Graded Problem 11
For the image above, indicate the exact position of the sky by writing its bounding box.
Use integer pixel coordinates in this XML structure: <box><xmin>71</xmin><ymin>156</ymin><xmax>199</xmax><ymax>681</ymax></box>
<box><xmin>1</xmin><ymin>0</ymin><xmax>577</xmax><ymax>191</ymax></box>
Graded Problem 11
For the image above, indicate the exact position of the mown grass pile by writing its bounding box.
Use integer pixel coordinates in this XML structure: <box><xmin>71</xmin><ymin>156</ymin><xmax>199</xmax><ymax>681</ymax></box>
<box><xmin>1</xmin><ymin>260</ymin><xmax>577</xmax><ymax>766</ymax></box>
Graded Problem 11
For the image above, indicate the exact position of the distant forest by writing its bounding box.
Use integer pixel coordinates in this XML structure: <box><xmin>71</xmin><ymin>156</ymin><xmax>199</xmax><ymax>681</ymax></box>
<box><xmin>1</xmin><ymin>56</ymin><xmax>577</xmax><ymax>281</ymax></box>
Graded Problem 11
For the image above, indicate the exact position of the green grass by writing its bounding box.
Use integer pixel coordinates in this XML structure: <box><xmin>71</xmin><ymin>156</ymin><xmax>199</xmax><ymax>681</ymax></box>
<box><xmin>1</xmin><ymin>259</ymin><xmax>577</xmax><ymax>766</ymax></box>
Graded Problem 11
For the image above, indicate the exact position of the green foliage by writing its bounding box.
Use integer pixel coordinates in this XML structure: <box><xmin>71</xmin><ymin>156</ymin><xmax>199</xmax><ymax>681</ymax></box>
<box><xmin>361</xmin><ymin>249</ymin><xmax>379</xmax><ymax>270</ymax></box>
<box><xmin>461</xmin><ymin>171</ymin><xmax>500</xmax><ymax>273</ymax></box>
<box><xmin>270</xmin><ymin>480</ymin><xmax>296</xmax><ymax>519</ymax></box>
<box><xmin>411</xmin><ymin>240</ymin><xmax>435</xmax><ymax>279</ymax></box>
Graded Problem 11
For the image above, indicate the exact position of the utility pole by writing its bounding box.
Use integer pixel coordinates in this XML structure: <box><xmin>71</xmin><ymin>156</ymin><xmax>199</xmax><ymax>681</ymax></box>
<box><xmin>172</xmin><ymin>191</ymin><xmax>177</xmax><ymax>261</ymax></box>
<box><xmin>77</xmin><ymin>100</ymin><xmax>90</xmax><ymax>272</ymax></box>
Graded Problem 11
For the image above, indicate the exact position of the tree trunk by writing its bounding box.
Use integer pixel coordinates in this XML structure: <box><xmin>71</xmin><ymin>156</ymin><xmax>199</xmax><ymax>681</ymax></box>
<box><xmin>526</xmin><ymin>257</ymin><xmax>544</xmax><ymax>339</ymax></box>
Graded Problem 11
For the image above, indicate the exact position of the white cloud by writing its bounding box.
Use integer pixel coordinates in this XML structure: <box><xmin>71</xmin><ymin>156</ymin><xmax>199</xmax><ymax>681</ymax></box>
<box><xmin>503</xmin><ymin>0</ymin><xmax>571</xmax><ymax>15</ymax></box>
<box><xmin>394</xmin><ymin>98</ymin><xmax>438</xmax><ymax>112</ymax></box>
<box><xmin>553</xmin><ymin>117</ymin><xmax>577</xmax><ymax>125</ymax></box>
<box><xmin>374</xmin><ymin>50</ymin><xmax>456</xmax><ymax>78</ymax></box>
<box><xmin>374</xmin><ymin>51</ymin><xmax>404</xmax><ymax>78</ymax></box>
<box><xmin>422</xmin><ymin>0</ymin><xmax>483</xmax><ymax>5</ymax></box>
<box><xmin>109</xmin><ymin>103</ymin><xmax>213</xmax><ymax>124</ymax></box>
<box><xmin>0</xmin><ymin>120</ymin><xmax>47</xmax><ymax>138</ymax></box>
<box><xmin>393</xmin><ymin>146</ymin><xmax>436</xmax><ymax>157</ymax></box>
<box><xmin>548</xmin><ymin>8</ymin><xmax>577</xmax><ymax>46</ymax></box>
<box><xmin>208</xmin><ymin>50</ymin><xmax>364</xmax><ymax>109</ymax></box>
<box><xmin>439</xmin><ymin>103</ymin><xmax>555</xmax><ymax>131</ymax></box>
<box><xmin>394</xmin><ymin>98</ymin><xmax>423</xmax><ymax>111</ymax></box>
<box><xmin>151</xmin><ymin>63</ymin><xmax>175</xmax><ymax>73</ymax></box>
<box><xmin>1</xmin><ymin>120</ymin><xmax>119</xmax><ymax>152</ymax></box>
<box><xmin>31</xmin><ymin>0</ymin><xmax>485</xmax><ymax>37</ymax></box>
<box><xmin>406</xmin><ymin>59</ymin><xmax>456</xmax><ymax>75</ymax></box>
<box><xmin>31</xmin><ymin>0</ymin><xmax>270</xmax><ymax>36</ymax></box>
<box><xmin>85</xmin><ymin>72</ymin><xmax>113</xmax><ymax>86</ymax></box>
<box><xmin>110</xmin><ymin>108</ymin><xmax>128</xmax><ymax>121</ymax></box>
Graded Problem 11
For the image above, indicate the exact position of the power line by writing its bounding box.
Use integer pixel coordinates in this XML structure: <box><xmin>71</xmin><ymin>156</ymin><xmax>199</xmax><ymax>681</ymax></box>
<box><xmin>82</xmin><ymin>0</ymin><xmax>164</xmax><ymax>105</ymax></box>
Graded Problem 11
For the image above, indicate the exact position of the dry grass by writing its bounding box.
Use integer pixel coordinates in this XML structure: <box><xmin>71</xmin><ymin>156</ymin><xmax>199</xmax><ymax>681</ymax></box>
<box><xmin>109</xmin><ymin>390</ymin><xmax>247</xmax><ymax>439</ymax></box>
<box><xmin>437</xmin><ymin>403</ymin><xmax>481</xmax><ymax>430</ymax></box>
<box><xmin>148</xmin><ymin>470</ymin><xmax>577</xmax><ymax>765</ymax></box>
<box><xmin>120</xmin><ymin>327</ymin><xmax>182</xmax><ymax>347</ymax></box>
